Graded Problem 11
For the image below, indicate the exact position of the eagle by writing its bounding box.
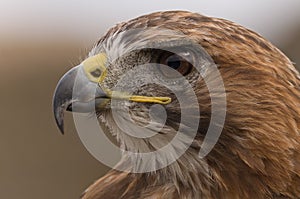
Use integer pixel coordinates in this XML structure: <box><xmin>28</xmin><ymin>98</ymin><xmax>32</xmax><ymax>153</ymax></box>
<box><xmin>53</xmin><ymin>11</ymin><xmax>300</xmax><ymax>198</ymax></box>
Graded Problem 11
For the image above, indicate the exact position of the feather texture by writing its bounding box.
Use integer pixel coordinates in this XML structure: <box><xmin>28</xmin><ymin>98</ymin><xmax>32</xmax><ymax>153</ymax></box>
<box><xmin>81</xmin><ymin>11</ymin><xmax>300</xmax><ymax>199</ymax></box>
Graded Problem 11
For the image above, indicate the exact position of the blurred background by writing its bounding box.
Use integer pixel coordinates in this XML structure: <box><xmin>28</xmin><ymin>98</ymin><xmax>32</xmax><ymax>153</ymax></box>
<box><xmin>0</xmin><ymin>1</ymin><xmax>299</xmax><ymax>198</ymax></box>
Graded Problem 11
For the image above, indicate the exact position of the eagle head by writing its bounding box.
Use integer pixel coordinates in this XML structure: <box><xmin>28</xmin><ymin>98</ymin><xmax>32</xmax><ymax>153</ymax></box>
<box><xmin>53</xmin><ymin>11</ymin><xmax>300</xmax><ymax>198</ymax></box>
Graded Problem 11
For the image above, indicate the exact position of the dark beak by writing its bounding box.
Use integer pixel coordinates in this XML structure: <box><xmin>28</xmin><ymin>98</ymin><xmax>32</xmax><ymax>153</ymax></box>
<box><xmin>53</xmin><ymin>65</ymin><xmax>108</xmax><ymax>134</ymax></box>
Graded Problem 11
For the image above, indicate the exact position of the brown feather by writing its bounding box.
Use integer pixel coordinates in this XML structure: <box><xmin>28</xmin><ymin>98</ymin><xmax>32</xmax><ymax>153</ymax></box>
<box><xmin>82</xmin><ymin>11</ymin><xmax>300</xmax><ymax>199</ymax></box>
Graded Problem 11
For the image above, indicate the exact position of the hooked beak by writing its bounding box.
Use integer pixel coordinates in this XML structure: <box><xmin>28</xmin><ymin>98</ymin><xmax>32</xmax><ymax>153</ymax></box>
<box><xmin>53</xmin><ymin>65</ymin><xmax>108</xmax><ymax>134</ymax></box>
<box><xmin>53</xmin><ymin>53</ymin><xmax>172</xmax><ymax>135</ymax></box>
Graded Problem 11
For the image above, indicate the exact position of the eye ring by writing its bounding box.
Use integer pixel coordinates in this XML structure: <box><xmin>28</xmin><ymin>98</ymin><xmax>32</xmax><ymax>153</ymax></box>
<box><xmin>158</xmin><ymin>51</ymin><xmax>193</xmax><ymax>78</ymax></box>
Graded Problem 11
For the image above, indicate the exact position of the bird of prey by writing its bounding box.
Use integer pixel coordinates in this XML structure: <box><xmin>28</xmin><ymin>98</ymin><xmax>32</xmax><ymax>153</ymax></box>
<box><xmin>53</xmin><ymin>11</ymin><xmax>300</xmax><ymax>198</ymax></box>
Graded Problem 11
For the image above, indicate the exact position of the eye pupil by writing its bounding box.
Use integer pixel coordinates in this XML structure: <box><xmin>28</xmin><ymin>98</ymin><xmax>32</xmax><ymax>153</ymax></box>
<box><xmin>91</xmin><ymin>69</ymin><xmax>101</xmax><ymax>78</ymax></box>
<box><xmin>167</xmin><ymin>57</ymin><xmax>181</xmax><ymax>70</ymax></box>
<box><xmin>158</xmin><ymin>51</ymin><xmax>193</xmax><ymax>78</ymax></box>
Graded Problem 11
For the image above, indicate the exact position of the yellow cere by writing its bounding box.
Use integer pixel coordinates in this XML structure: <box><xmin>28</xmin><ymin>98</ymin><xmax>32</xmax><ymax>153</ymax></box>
<box><xmin>83</xmin><ymin>53</ymin><xmax>107</xmax><ymax>83</ymax></box>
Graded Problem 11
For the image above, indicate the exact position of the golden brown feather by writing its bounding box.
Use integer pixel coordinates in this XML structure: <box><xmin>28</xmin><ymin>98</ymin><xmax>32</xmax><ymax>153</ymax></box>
<box><xmin>80</xmin><ymin>11</ymin><xmax>300</xmax><ymax>199</ymax></box>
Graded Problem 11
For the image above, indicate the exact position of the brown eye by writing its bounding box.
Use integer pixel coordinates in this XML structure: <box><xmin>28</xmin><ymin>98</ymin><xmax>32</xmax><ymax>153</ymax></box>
<box><xmin>159</xmin><ymin>52</ymin><xmax>192</xmax><ymax>78</ymax></box>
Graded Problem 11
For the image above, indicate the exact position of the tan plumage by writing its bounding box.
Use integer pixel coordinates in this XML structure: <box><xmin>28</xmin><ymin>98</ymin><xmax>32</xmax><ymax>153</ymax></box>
<box><xmin>54</xmin><ymin>11</ymin><xmax>300</xmax><ymax>198</ymax></box>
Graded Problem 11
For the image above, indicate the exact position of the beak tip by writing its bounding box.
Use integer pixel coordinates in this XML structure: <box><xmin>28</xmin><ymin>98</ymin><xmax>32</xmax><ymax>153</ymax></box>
<box><xmin>58</xmin><ymin>126</ymin><xmax>65</xmax><ymax>135</ymax></box>
<box><xmin>54</xmin><ymin>106</ymin><xmax>66</xmax><ymax>135</ymax></box>
<box><xmin>56</xmin><ymin>119</ymin><xmax>65</xmax><ymax>135</ymax></box>
<box><xmin>52</xmin><ymin>66</ymin><xmax>79</xmax><ymax>135</ymax></box>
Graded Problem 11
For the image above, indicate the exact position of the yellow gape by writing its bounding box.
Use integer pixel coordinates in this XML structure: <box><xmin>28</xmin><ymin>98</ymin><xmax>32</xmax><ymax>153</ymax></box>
<box><xmin>83</xmin><ymin>53</ymin><xmax>171</xmax><ymax>105</ymax></box>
